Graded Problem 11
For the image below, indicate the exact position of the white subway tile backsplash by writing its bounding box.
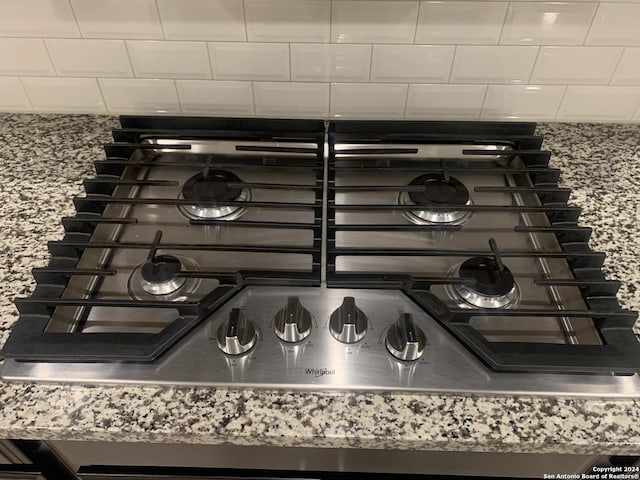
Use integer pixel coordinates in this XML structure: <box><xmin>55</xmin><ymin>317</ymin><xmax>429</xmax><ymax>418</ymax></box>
<box><xmin>330</xmin><ymin>83</ymin><xmax>408</xmax><ymax>118</ymax></box>
<box><xmin>245</xmin><ymin>0</ymin><xmax>330</xmax><ymax>43</ymax></box>
<box><xmin>290</xmin><ymin>44</ymin><xmax>371</xmax><ymax>82</ymax></box>
<box><xmin>371</xmin><ymin>45</ymin><xmax>454</xmax><ymax>83</ymax></box>
<box><xmin>0</xmin><ymin>39</ymin><xmax>54</xmax><ymax>76</ymax></box>
<box><xmin>127</xmin><ymin>41</ymin><xmax>211</xmax><ymax>79</ymax></box>
<box><xmin>45</xmin><ymin>39</ymin><xmax>132</xmax><ymax>77</ymax></box>
<box><xmin>99</xmin><ymin>78</ymin><xmax>180</xmax><ymax>113</ymax></box>
<box><xmin>501</xmin><ymin>2</ymin><xmax>597</xmax><ymax>45</ymax></box>
<box><xmin>482</xmin><ymin>84</ymin><xmax>565</xmax><ymax>119</ymax></box>
<box><xmin>0</xmin><ymin>77</ymin><xmax>32</xmax><ymax>112</ymax></box>
<box><xmin>1</xmin><ymin>0</ymin><xmax>640</xmax><ymax>120</ymax></box>
<box><xmin>586</xmin><ymin>3</ymin><xmax>640</xmax><ymax>45</ymax></box>
<box><xmin>405</xmin><ymin>84</ymin><xmax>486</xmax><ymax>119</ymax></box>
<box><xmin>157</xmin><ymin>0</ymin><xmax>246</xmax><ymax>41</ymax></box>
<box><xmin>450</xmin><ymin>46</ymin><xmax>539</xmax><ymax>84</ymax></box>
<box><xmin>209</xmin><ymin>43</ymin><xmax>290</xmax><ymax>81</ymax></box>
<box><xmin>611</xmin><ymin>48</ymin><xmax>640</xmax><ymax>85</ymax></box>
<box><xmin>331</xmin><ymin>1</ymin><xmax>419</xmax><ymax>44</ymax></box>
<box><xmin>415</xmin><ymin>1</ymin><xmax>507</xmax><ymax>45</ymax></box>
<box><xmin>557</xmin><ymin>85</ymin><xmax>640</xmax><ymax>120</ymax></box>
<box><xmin>530</xmin><ymin>46</ymin><xmax>622</xmax><ymax>84</ymax></box>
<box><xmin>0</xmin><ymin>0</ymin><xmax>79</xmax><ymax>37</ymax></box>
<box><xmin>176</xmin><ymin>80</ymin><xmax>254</xmax><ymax>115</ymax></box>
<box><xmin>70</xmin><ymin>0</ymin><xmax>163</xmax><ymax>39</ymax></box>
<box><xmin>254</xmin><ymin>82</ymin><xmax>329</xmax><ymax>116</ymax></box>
<box><xmin>21</xmin><ymin>77</ymin><xmax>105</xmax><ymax>113</ymax></box>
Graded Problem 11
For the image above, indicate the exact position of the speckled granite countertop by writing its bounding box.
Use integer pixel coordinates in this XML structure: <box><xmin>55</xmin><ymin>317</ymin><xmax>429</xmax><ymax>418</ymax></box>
<box><xmin>0</xmin><ymin>114</ymin><xmax>639</xmax><ymax>455</ymax></box>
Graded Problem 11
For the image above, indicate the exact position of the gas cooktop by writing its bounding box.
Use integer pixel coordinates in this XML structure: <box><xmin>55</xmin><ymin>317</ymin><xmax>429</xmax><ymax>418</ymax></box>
<box><xmin>2</xmin><ymin>117</ymin><xmax>639</xmax><ymax>397</ymax></box>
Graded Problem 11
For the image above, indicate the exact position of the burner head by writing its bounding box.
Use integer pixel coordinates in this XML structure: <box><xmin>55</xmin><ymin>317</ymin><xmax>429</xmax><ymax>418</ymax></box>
<box><xmin>183</xmin><ymin>170</ymin><xmax>242</xmax><ymax>204</ymax></box>
<box><xmin>140</xmin><ymin>254</ymin><xmax>186</xmax><ymax>295</ymax></box>
<box><xmin>408</xmin><ymin>174</ymin><xmax>470</xmax><ymax>207</ymax></box>
<box><xmin>179</xmin><ymin>170</ymin><xmax>250</xmax><ymax>220</ymax></box>
<box><xmin>453</xmin><ymin>256</ymin><xmax>518</xmax><ymax>309</ymax></box>
<box><xmin>400</xmin><ymin>174</ymin><xmax>473</xmax><ymax>225</ymax></box>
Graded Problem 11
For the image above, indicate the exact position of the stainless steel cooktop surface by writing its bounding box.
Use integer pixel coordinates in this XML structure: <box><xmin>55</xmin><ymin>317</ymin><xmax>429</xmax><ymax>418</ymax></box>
<box><xmin>2</xmin><ymin>117</ymin><xmax>639</xmax><ymax>397</ymax></box>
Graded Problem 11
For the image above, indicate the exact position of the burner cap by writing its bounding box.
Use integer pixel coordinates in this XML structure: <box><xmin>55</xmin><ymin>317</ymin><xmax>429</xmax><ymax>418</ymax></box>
<box><xmin>140</xmin><ymin>255</ymin><xmax>186</xmax><ymax>295</ymax></box>
<box><xmin>183</xmin><ymin>170</ymin><xmax>243</xmax><ymax>204</ymax></box>
<box><xmin>408</xmin><ymin>174</ymin><xmax>469</xmax><ymax>207</ymax></box>
<box><xmin>179</xmin><ymin>170</ymin><xmax>250</xmax><ymax>220</ymax></box>
<box><xmin>459</xmin><ymin>256</ymin><xmax>515</xmax><ymax>297</ymax></box>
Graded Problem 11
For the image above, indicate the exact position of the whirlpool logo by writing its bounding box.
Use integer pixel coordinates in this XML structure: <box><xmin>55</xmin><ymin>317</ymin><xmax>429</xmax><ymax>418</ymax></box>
<box><xmin>305</xmin><ymin>367</ymin><xmax>336</xmax><ymax>378</ymax></box>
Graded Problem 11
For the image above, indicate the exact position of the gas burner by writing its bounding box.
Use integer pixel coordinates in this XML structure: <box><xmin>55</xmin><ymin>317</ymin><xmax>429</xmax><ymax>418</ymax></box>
<box><xmin>451</xmin><ymin>256</ymin><xmax>519</xmax><ymax>309</ymax></box>
<box><xmin>128</xmin><ymin>255</ymin><xmax>202</xmax><ymax>301</ymax></box>
<box><xmin>140</xmin><ymin>254</ymin><xmax>185</xmax><ymax>295</ymax></box>
<box><xmin>399</xmin><ymin>174</ymin><xmax>473</xmax><ymax>225</ymax></box>
<box><xmin>178</xmin><ymin>170</ymin><xmax>250</xmax><ymax>220</ymax></box>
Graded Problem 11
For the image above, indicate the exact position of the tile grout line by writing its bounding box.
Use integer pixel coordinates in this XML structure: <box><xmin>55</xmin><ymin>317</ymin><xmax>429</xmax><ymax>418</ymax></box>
<box><xmin>204</xmin><ymin>42</ymin><xmax>215</xmax><ymax>80</ymax></box>
<box><xmin>154</xmin><ymin>0</ymin><xmax>167</xmax><ymax>40</ymax></box>
<box><xmin>40</xmin><ymin>38</ymin><xmax>58</xmax><ymax>76</ymax></box>
<box><xmin>412</xmin><ymin>0</ymin><xmax>420</xmax><ymax>44</ymax></box>
<box><xmin>608</xmin><ymin>47</ymin><xmax>626</xmax><ymax>85</ymax></box>
<box><xmin>496</xmin><ymin>1</ymin><xmax>511</xmax><ymax>45</ymax></box>
<box><xmin>66</xmin><ymin>0</ymin><xmax>83</xmax><ymax>39</ymax></box>
<box><xmin>241</xmin><ymin>0</ymin><xmax>248</xmax><ymax>42</ymax></box>
<box><xmin>123</xmin><ymin>41</ymin><xmax>138</xmax><ymax>79</ymax></box>
<box><xmin>93</xmin><ymin>77</ymin><xmax>108</xmax><ymax>113</ymax></box>
<box><xmin>583</xmin><ymin>1</ymin><xmax>602</xmax><ymax>46</ymax></box>
<box><xmin>478</xmin><ymin>84</ymin><xmax>490</xmax><ymax>119</ymax></box>
<box><xmin>527</xmin><ymin>46</ymin><xmax>542</xmax><ymax>84</ymax></box>
<box><xmin>16</xmin><ymin>77</ymin><xmax>35</xmax><ymax>111</ymax></box>
<box><xmin>553</xmin><ymin>85</ymin><xmax>570</xmax><ymax>121</ymax></box>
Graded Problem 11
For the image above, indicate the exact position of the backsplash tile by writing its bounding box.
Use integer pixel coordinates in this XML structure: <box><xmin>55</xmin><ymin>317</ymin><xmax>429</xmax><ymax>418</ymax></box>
<box><xmin>98</xmin><ymin>78</ymin><xmax>180</xmax><ymax>113</ymax></box>
<box><xmin>45</xmin><ymin>39</ymin><xmax>132</xmax><ymax>77</ymax></box>
<box><xmin>70</xmin><ymin>0</ymin><xmax>163</xmax><ymax>39</ymax></box>
<box><xmin>0</xmin><ymin>38</ymin><xmax>54</xmax><ymax>76</ymax></box>
<box><xmin>481</xmin><ymin>84</ymin><xmax>566</xmax><ymax>119</ymax></box>
<box><xmin>176</xmin><ymin>80</ymin><xmax>254</xmax><ymax>115</ymax></box>
<box><xmin>415</xmin><ymin>1</ymin><xmax>507</xmax><ymax>45</ymax></box>
<box><xmin>127</xmin><ymin>41</ymin><xmax>211</xmax><ymax>79</ymax></box>
<box><xmin>557</xmin><ymin>85</ymin><xmax>640</xmax><ymax>120</ymax></box>
<box><xmin>331</xmin><ymin>0</ymin><xmax>419</xmax><ymax>44</ymax></box>
<box><xmin>157</xmin><ymin>0</ymin><xmax>246</xmax><ymax>41</ymax></box>
<box><xmin>500</xmin><ymin>2</ymin><xmax>597</xmax><ymax>45</ymax></box>
<box><xmin>0</xmin><ymin>0</ymin><xmax>79</xmax><ymax>37</ymax></box>
<box><xmin>371</xmin><ymin>45</ymin><xmax>454</xmax><ymax>83</ymax></box>
<box><xmin>21</xmin><ymin>77</ymin><xmax>106</xmax><ymax>113</ymax></box>
<box><xmin>530</xmin><ymin>46</ymin><xmax>623</xmax><ymax>84</ymax></box>
<box><xmin>405</xmin><ymin>84</ymin><xmax>486</xmax><ymax>118</ymax></box>
<box><xmin>290</xmin><ymin>43</ymin><xmax>371</xmax><ymax>82</ymax></box>
<box><xmin>254</xmin><ymin>82</ymin><xmax>330</xmax><ymax>116</ymax></box>
<box><xmin>0</xmin><ymin>77</ymin><xmax>32</xmax><ymax>112</ymax></box>
<box><xmin>209</xmin><ymin>42</ymin><xmax>290</xmax><ymax>81</ymax></box>
<box><xmin>586</xmin><ymin>3</ymin><xmax>640</xmax><ymax>45</ymax></box>
<box><xmin>450</xmin><ymin>46</ymin><xmax>539</xmax><ymax>84</ymax></box>
<box><xmin>0</xmin><ymin>0</ymin><xmax>639</xmax><ymax>121</ymax></box>
<box><xmin>611</xmin><ymin>48</ymin><xmax>640</xmax><ymax>85</ymax></box>
<box><xmin>245</xmin><ymin>0</ymin><xmax>330</xmax><ymax>43</ymax></box>
<box><xmin>330</xmin><ymin>83</ymin><xmax>408</xmax><ymax>118</ymax></box>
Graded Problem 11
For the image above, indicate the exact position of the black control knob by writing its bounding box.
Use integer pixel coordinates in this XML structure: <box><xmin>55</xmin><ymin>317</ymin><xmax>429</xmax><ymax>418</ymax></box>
<box><xmin>274</xmin><ymin>296</ymin><xmax>312</xmax><ymax>343</ymax></box>
<box><xmin>329</xmin><ymin>297</ymin><xmax>367</xmax><ymax>343</ymax></box>
<box><xmin>385</xmin><ymin>313</ymin><xmax>426</xmax><ymax>361</ymax></box>
<box><xmin>216</xmin><ymin>308</ymin><xmax>257</xmax><ymax>355</ymax></box>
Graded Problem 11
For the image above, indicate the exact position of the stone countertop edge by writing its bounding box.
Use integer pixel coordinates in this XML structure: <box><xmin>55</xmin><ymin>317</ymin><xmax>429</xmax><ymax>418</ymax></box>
<box><xmin>0</xmin><ymin>114</ymin><xmax>638</xmax><ymax>455</ymax></box>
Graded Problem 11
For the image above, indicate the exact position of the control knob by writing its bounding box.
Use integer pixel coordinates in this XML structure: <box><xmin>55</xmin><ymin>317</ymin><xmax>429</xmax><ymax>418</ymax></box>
<box><xmin>385</xmin><ymin>313</ymin><xmax>426</xmax><ymax>361</ymax></box>
<box><xmin>216</xmin><ymin>308</ymin><xmax>257</xmax><ymax>355</ymax></box>
<box><xmin>274</xmin><ymin>296</ymin><xmax>312</xmax><ymax>343</ymax></box>
<box><xmin>329</xmin><ymin>297</ymin><xmax>367</xmax><ymax>343</ymax></box>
